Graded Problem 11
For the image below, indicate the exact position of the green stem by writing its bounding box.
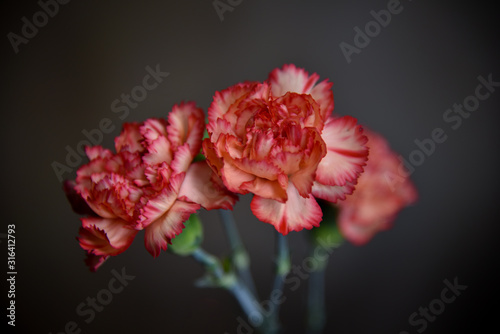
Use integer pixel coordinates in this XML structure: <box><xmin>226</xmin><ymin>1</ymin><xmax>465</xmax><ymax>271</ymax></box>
<box><xmin>219</xmin><ymin>209</ymin><xmax>258</xmax><ymax>296</ymax></box>
<box><xmin>306</xmin><ymin>238</ymin><xmax>336</xmax><ymax>334</ymax></box>
<box><xmin>191</xmin><ymin>248</ymin><xmax>226</xmax><ymax>282</ymax></box>
<box><xmin>306</xmin><ymin>259</ymin><xmax>326</xmax><ymax>334</ymax></box>
<box><xmin>191</xmin><ymin>248</ymin><xmax>274</xmax><ymax>334</ymax></box>
<box><xmin>267</xmin><ymin>232</ymin><xmax>290</xmax><ymax>334</ymax></box>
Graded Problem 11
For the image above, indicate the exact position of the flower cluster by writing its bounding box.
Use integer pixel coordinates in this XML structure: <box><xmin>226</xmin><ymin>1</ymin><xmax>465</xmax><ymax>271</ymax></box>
<box><xmin>64</xmin><ymin>64</ymin><xmax>417</xmax><ymax>271</ymax></box>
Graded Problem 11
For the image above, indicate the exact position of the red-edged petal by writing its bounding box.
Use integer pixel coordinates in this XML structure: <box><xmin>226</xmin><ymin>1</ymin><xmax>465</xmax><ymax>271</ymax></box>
<box><xmin>167</xmin><ymin>102</ymin><xmax>205</xmax><ymax>155</ymax></box>
<box><xmin>290</xmin><ymin>139</ymin><xmax>326</xmax><ymax>198</ymax></box>
<box><xmin>220</xmin><ymin>161</ymin><xmax>255</xmax><ymax>194</ymax></box>
<box><xmin>335</xmin><ymin>128</ymin><xmax>418</xmax><ymax>245</ymax></box>
<box><xmin>114</xmin><ymin>122</ymin><xmax>144</xmax><ymax>153</ymax></box>
<box><xmin>316</xmin><ymin>116</ymin><xmax>368</xmax><ymax>186</ymax></box>
<box><xmin>208</xmin><ymin>118</ymin><xmax>236</xmax><ymax>143</ymax></box>
<box><xmin>268</xmin><ymin>64</ymin><xmax>320</xmax><ymax>96</ymax></box>
<box><xmin>202</xmin><ymin>138</ymin><xmax>224</xmax><ymax>176</ymax></box>
<box><xmin>337</xmin><ymin>206</ymin><xmax>390</xmax><ymax>246</ymax></box>
<box><xmin>140</xmin><ymin>118</ymin><xmax>169</xmax><ymax>145</ymax></box>
<box><xmin>85</xmin><ymin>146</ymin><xmax>113</xmax><ymax>161</ymax></box>
<box><xmin>284</xmin><ymin>129</ymin><xmax>326</xmax><ymax>198</ymax></box>
<box><xmin>170</xmin><ymin>143</ymin><xmax>194</xmax><ymax>174</ymax></box>
<box><xmin>276</xmin><ymin>92</ymin><xmax>323</xmax><ymax>131</ymax></box>
<box><xmin>244</xmin><ymin>128</ymin><xmax>275</xmax><ymax>161</ymax></box>
<box><xmin>240</xmin><ymin>177</ymin><xmax>287</xmax><ymax>202</ymax></box>
<box><xmin>144</xmin><ymin>163</ymin><xmax>172</xmax><ymax>189</ymax></box>
<box><xmin>142</xmin><ymin>136</ymin><xmax>173</xmax><ymax>166</ymax></box>
<box><xmin>178</xmin><ymin>161</ymin><xmax>238</xmax><ymax>210</ymax></box>
<box><xmin>310</xmin><ymin>80</ymin><xmax>334</xmax><ymax>121</ymax></box>
<box><xmin>224</xmin><ymin>135</ymin><xmax>244</xmax><ymax>160</ymax></box>
<box><xmin>78</xmin><ymin>217</ymin><xmax>138</xmax><ymax>256</ymax></box>
<box><xmin>312</xmin><ymin>181</ymin><xmax>355</xmax><ymax>203</ymax></box>
<box><xmin>232</xmin><ymin>157</ymin><xmax>282</xmax><ymax>181</ymax></box>
<box><xmin>250</xmin><ymin>183</ymin><xmax>323</xmax><ymax>235</ymax></box>
<box><xmin>144</xmin><ymin>200</ymin><xmax>201</xmax><ymax>257</ymax></box>
<box><xmin>208</xmin><ymin>82</ymin><xmax>257</xmax><ymax>125</ymax></box>
<box><xmin>83</xmin><ymin>174</ymin><xmax>142</xmax><ymax>221</ymax></box>
<box><xmin>137</xmin><ymin>173</ymin><xmax>185</xmax><ymax>229</ymax></box>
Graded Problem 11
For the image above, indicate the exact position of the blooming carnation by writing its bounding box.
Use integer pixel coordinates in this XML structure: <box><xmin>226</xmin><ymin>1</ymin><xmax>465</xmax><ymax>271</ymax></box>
<box><xmin>337</xmin><ymin>129</ymin><xmax>418</xmax><ymax>244</ymax></box>
<box><xmin>203</xmin><ymin>65</ymin><xmax>369</xmax><ymax>234</ymax></box>
<box><xmin>65</xmin><ymin>102</ymin><xmax>237</xmax><ymax>270</ymax></box>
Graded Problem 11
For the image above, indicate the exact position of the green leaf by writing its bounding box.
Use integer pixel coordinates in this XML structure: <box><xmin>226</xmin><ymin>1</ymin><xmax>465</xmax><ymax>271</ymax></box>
<box><xmin>169</xmin><ymin>214</ymin><xmax>203</xmax><ymax>256</ymax></box>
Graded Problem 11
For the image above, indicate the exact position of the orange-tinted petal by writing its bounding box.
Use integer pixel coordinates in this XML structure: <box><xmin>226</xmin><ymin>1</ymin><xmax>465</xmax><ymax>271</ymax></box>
<box><xmin>250</xmin><ymin>183</ymin><xmax>322</xmax><ymax>235</ymax></box>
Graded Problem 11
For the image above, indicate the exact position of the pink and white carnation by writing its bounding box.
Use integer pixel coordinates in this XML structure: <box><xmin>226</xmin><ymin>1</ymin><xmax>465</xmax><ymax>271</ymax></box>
<box><xmin>337</xmin><ymin>129</ymin><xmax>418</xmax><ymax>245</ymax></box>
<box><xmin>203</xmin><ymin>64</ymin><xmax>369</xmax><ymax>235</ymax></box>
<box><xmin>65</xmin><ymin>102</ymin><xmax>237</xmax><ymax>271</ymax></box>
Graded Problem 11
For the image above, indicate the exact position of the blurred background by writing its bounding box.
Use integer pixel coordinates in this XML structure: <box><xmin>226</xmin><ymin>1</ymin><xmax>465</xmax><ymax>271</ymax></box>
<box><xmin>2</xmin><ymin>0</ymin><xmax>499</xmax><ymax>333</ymax></box>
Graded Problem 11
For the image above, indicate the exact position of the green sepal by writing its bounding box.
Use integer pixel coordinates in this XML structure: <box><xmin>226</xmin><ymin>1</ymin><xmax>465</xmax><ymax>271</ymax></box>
<box><xmin>310</xmin><ymin>200</ymin><xmax>344</xmax><ymax>247</ymax></box>
<box><xmin>193</xmin><ymin>152</ymin><xmax>206</xmax><ymax>162</ymax></box>
<box><xmin>169</xmin><ymin>214</ymin><xmax>203</xmax><ymax>256</ymax></box>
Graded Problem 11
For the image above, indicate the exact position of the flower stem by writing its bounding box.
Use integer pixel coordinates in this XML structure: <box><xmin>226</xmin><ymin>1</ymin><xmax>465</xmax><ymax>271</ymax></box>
<box><xmin>267</xmin><ymin>231</ymin><xmax>290</xmax><ymax>334</ymax></box>
<box><xmin>219</xmin><ymin>209</ymin><xmax>258</xmax><ymax>296</ymax></box>
<box><xmin>191</xmin><ymin>248</ymin><xmax>225</xmax><ymax>282</ymax></box>
<box><xmin>305</xmin><ymin>239</ymin><xmax>332</xmax><ymax>334</ymax></box>
<box><xmin>306</xmin><ymin>259</ymin><xmax>326</xmax><ymax>334</ymax></box>
<box><xmin>192</xmin><ymin>248</ymin><xmax>275</xmax><ymax>333</ymax></box>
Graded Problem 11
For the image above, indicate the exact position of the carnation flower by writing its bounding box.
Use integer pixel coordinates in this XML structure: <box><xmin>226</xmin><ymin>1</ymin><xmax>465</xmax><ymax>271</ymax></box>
<box><xmin>336</xmin><ymin>129</ymin><xmax>418</xmax><ymax>244</ymax></box>
<box><xmin>203</xmin><ymin>64</ymin><xmax>369</xmax><ymax>234</ymax></box>
<box><xmin>65</xmin><ymin>102</ymin><xmax>237</xmax><ymax>271</ymax></box>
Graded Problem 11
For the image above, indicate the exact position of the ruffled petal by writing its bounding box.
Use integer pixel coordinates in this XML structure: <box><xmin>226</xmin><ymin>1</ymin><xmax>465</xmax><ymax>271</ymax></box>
<box><xmin>337</xmin><ymin>206</ymin><xmax>390</xmax><ymax>246</ymax></box>
<box><xmin>167</xmin><ymin>101</ymin><xmax>205</xmax><ymax>155</ymax></box>
<box><xmin>85</xmin><ymin>146</ymin><xmax>113</xmax><ymax>161</ymax></box>
<box><xmin>232</xmin><ymin>156</ymin><xmax>282</xmax><ymax>181</ymax></box>
<box><xmin>170</xmin><ymin>143</ymin><xmax>194</xmax><ymax>174</ymax></box>
<box><xmin>276</xmin><ymin>92</ymin><xmax>323</xmax><ymax>131</ymax></box>
<box><xmin>336</xmin><ymin>128</ymin><xmax>418</xmax><ymax>245</ymax></box>
<box><xmin>240</xmin><ymin>176</ymin><xmax>287</xmax><ymax>202</ymax></box>
<box><xmin>144</xmin><ymin>200</ymin><xmax>201</xmax><ymax>257</ymax></box>
<box><xmin>144</xmin><ymin>163</ymin><xmax>171</xmax><ymax>190</ymax></box>
<box><xmin>202</xmin><ymin>139</ymin><xmax>224</xmax><ymax>175</ymax></box>
<box><xmin>244</xmin><ymin>128</ymin><xmax>275</xmax><ymax>161</ymax></box>
<box><xmin>137</xmin><ymin>173</ymin><xmax>185</xmax><ymax>229</ymax></box>
<box><xmin>142</xmin><ymin>136</ymin><xmax>173</xmax><ymax>166</ymax></box>
<box><xmin>220</xmin><ymin>161</ymin><xmax>255</xmax><ymax>194</ymax></box>
<box><xmin>83</xmin><ymin>174</ymin><xmax>141</xmax><ymax>221</ymax></box>
<box><xmin>310</xmin><ymin>80</ymin><xmax>334</xmax><ymax>121</ymax></box>
<box><xmin>208</xmin><ymin>82</ymin><xmax>258</xmax><ymax>125</ymax></box>
<box><xmin>178</xmin><ymin>161</ymin><xmax>238</xmax><ymax>210</ymax></box>
<box><xmin>316</xmin><ymin>116</ymin><xmax>368</xmax><ymax>186</ymax></box>
<box><xmin>208</xmin><ymin>118</ymin><xmax>236</xmax><ymax>143</ymax></box>
<box><xmin>311</xmin><ymin>181</ymin><xmax>355</xmax><ymax>203</ymax></box>
<box><xmin>78</xmin><ymin>217</ymin><xmax>138</xmax><ymax>256</ymax></box>
<box><xmin>250</xmin><ymin>183</ymin><xmax>322</xmax><ymax>235</ymax></box>
<box><xmin>289</xmin><ymin>130</ymin><xmax>326</xmax><ymax>198</ymax></box>
<box><xmin>140</xmin><ymin>118</ymin><xmax>169</xmax><ymax>144</ymax></box>
<box><xmin>268</xmin><ymin>64</ymin><xmax>320</xmax><ymax>96</ymax></box>
<box><xmin>114</xmin><ymin>122</ymin><xmax>144</xmax><ymax>153</ymax></box>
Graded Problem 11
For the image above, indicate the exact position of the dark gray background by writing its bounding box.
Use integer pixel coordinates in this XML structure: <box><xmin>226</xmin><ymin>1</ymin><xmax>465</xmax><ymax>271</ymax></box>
<box><xmin>2</xmin><ymin>0</ymin><xmax>499</xmax><ymax>333</ymax></box>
